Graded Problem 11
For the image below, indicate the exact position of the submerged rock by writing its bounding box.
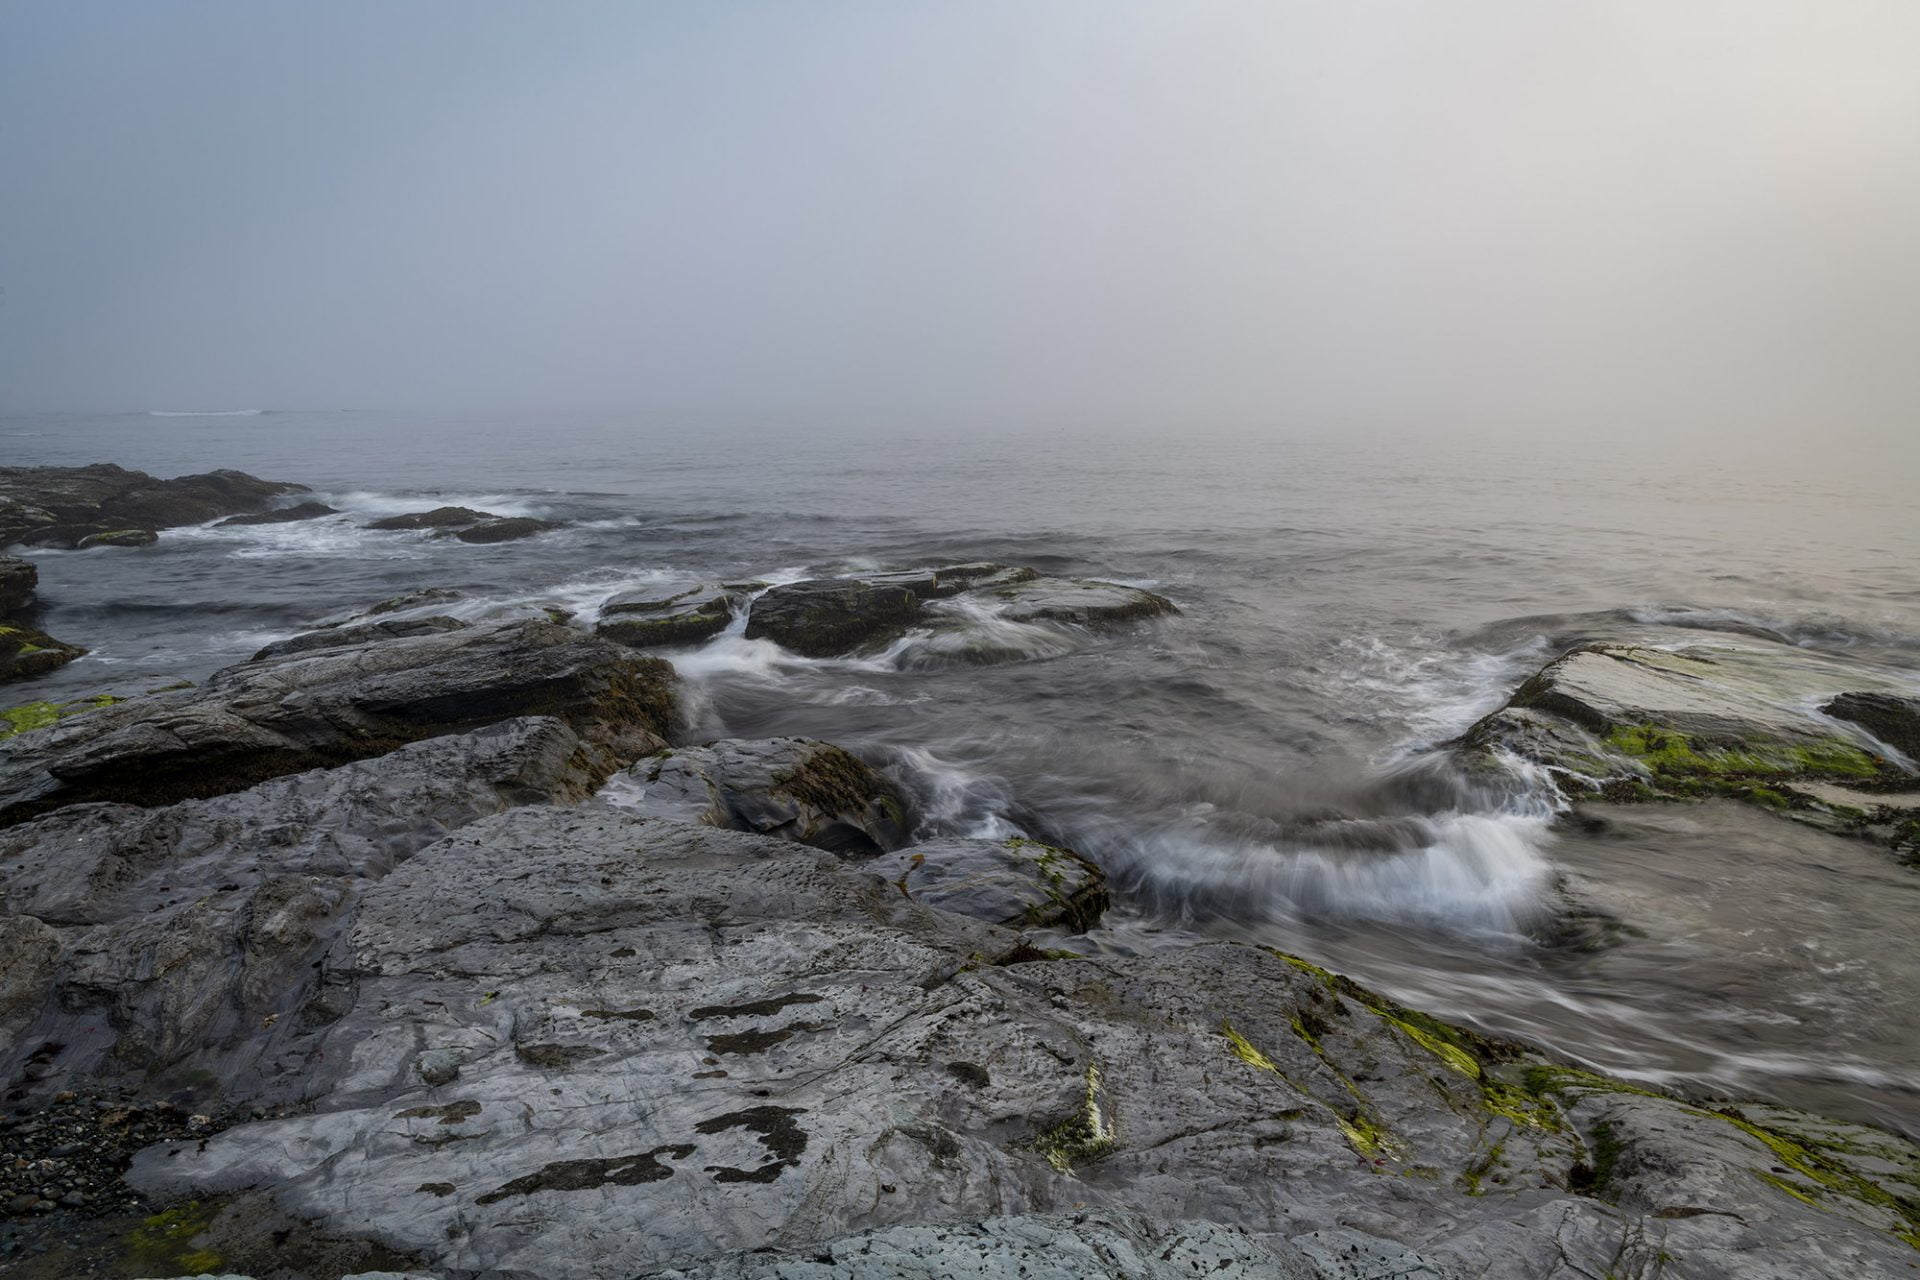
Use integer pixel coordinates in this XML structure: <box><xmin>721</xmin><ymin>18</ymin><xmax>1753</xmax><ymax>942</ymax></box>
<box><xmin>365</xmin><ymin>506</ymin><xmax>496</xmax><ymax>531</ymax></box>
<box><xmin>100</xmin><ymin>805</ymin><xmax>1920</xmax><ymax>1279</ymax></box>
<box><xmin>75</xmin><ymin>527</ymin><xmax>159</xmax><ymax>548</ymax></box>
<box><xmin>744</xmin><ymin>578</ymin><xmax>922</xmax><ymax>656</ymax></box>
<box><xmin>0</xmin><ymin>554</ymin><xmax>34</xmax><ymax>612</ymax></box>
<box><xmin>866</xmin><ymin>835</ymin><xmax>1108</xmax><ymax>931</ymax></box>
<box><xmin>0</xmin><ymin>621</ymin><xmax>85</xmax><ymax>682</ymax></box>
<box><xmin>251</xmin><ymin>615</ymin><xmax>468</xmax><ymax>660</ymax></box>
<box><xmin>983</xmin><ymin>576</ymin><xmax>1178</xmax><ymax>627</ymax></box>
<box><xmin>597</xmin><ymin>583</ymin><xmax>745</xmax><ymax>648</ymax></box>
<box><xmin>0</xmin><ymin>619</ymin><xmax>674</xmax><ymax>827</ymax></box>
<box><xmin>215</xmin><ymin>501</ymin><xmax>341</xmax><ymax>527</ymax></box>
<box><xmin>610</xmin><ymin>737</ymin><xmax>912</xmax><ymax>855</ymax></box>
<box><xmin>0</xmin><ymin>463</ymin><xmax>306</xmax><ymax>547</ymax></box>
<box><xmin>363</xmin><ymin>586</ymin><xmax>467</xmax><ymax>616</ymax></box>
<box><xmin>448</xmin><ymin>516</ymin><xmax>562</xmax><ymax>543</ymax></box>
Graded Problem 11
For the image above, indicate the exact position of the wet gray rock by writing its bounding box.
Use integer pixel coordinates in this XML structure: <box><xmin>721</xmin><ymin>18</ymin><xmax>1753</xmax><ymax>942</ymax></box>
<box><xmin>0</xmin><ymin>621</ymin><xmax>85</xmax><ymax>682</ymax></box>
<box><xmin>0</xmin><ymin>619</ymin><xmax>675</xmax><ymax>827</ymax></box>
<box><xmin>448</xmin><ymin>516</ymin><xmax>562</xmax><ymax>543</ymax></box>
<box><xmin>745</xmin><ymin>578</ymin><xmax>922</xmax><ymax>657</ymax></box>
<box><xmin>77</xmin><ymin>527</ymin><xmax>161</xmax><ymax>548</ymax></box>
<box><xmin>363</xmin><ymin>587</ymin><xmax>467</xmax><ymax>617</ymax></box>
<box><xmin>216</xmin><ymin>501</ymin><xmax>341</xmax><ymax>527</ymax></box>
<box><xmin>18</xmin><ymin>523</ymin><xmax>158</xmax><ymax>549</ymax></box>
<box><xmin>0</xmin><ymin>463</ymin><xmax>306</xmax><ymax>547</ymax></box>
<box><xmin>365</xmin><ymin>506</ymin><xmax>497</xmax><ymax>531</ymax></box>
<box><xmin>608</xmin><ymin>737</ymin><xmax>911</xmax><ymax>855</ymax></box>
<box><xmin>865</xmin><ymin>836</ymin><xmax>1108</xmax><ymax>931</ymax></box>
<box><xmin>1825</xmin><ymin>692</ymin><xmax>1920</xmax><ymax>760</ymax></box>
<box><xmin>0</xmin><ymin>716</ymin><xmax>608</xmax><ymax>1099</ymax></box>
<box><xmin>597</xmin><ymin>583</ymin><xmax>745</xmax><ymax>649</ymax></box>
<box><xmin>643</xmin><ymin>1211</ymin><xmax>1345</xmax><ymax>1279</ymax></box>
<box><xmin>252</xmin><ymin>615</ymin><xmax>468</xmax><ymax>660</ymax></box>
<box><xmin>981</xmin><ymin>577</ymin><xmax>1177</xmax><ymax>627</ymax></box>
<box><xmin>860</xmin><ymin>562</ymin><xmax>1038</xmax><ymax>600</ymax></box>
<box><xmin>113</xmin><ymin>806</ymin><xmax>1920</xmax><ymax>1279</ymax></box>
<box><xmin>0</xmin><ymin>555</ymin><xmax>34</xmax><ymax>613</ymax></box>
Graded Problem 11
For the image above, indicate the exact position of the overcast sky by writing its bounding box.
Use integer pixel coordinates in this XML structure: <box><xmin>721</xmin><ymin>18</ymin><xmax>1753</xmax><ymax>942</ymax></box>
<box><xmin>2</xmin><ymin>1</ymin><xmax>1917</xmax><ymax>440</ymax></box>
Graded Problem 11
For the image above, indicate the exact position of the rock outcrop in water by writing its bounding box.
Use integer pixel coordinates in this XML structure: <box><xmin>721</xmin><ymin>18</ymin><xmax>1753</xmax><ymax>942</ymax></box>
<box><xmin>1464</xmin><ymin>638</ymin><xmax>1920</xmax><ymax>852</ymax></box>
<box><xmin>0</xmin><ymin>555</ymin><xmax>86</xmax><ymax>684</ymax></box>
<box><xmin>4</xmin><ymin>589</ymin><xmax>1920</xmax><ymax>1278</ymax></box>
<box><xmin>216</xmin><ymin>501</ymin><xmax>341</xmax><ymax>527</ymax></box>
<box><xmin>0</xmin><ymin>463</ymin><xmax>306</xmax><ymax>549</ymax></box>
<box><xmin>596</xmin><ymin>582</ymin><xmax>751</xmax><ymax>648</ymax></box>
<box><xmin>0</xmin><ymin>618</ymin><xmax>674</xmax><ymax>827</ymax></box>
<box><xmin>365</xmin><ymin>506</ymin><xmax>498</xmax><ymax>531</ymax></box>
<box><xmin>743</xmin><ymin>564</ymin><xmax>1175</xmax><ymax>658</ymax></box>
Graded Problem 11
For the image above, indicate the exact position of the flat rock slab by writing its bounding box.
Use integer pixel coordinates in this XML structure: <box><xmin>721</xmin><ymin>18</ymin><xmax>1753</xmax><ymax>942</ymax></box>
<box><xmin>0</xmin><ymin>619</ymin><xmax>674</xmax><ymax>827</ymax></box>
<box><xmin>608</xmin><ymin>737</ymin><xmax>911</xmax><ymax>855</ymax></box>
<box><xmin>866</xmin><ymin>836</ymin><xmax>1108</xmax><ymax>931</ymax></box>
<box><xmin>253</xmin><ymin>615</ymin><xmax>469</xmax><ymax>660</ymax></box>
<box><xmin>115</xmin><ymin>806</ymin><xmax>1920</xmax><ymax>1279</ymax></box>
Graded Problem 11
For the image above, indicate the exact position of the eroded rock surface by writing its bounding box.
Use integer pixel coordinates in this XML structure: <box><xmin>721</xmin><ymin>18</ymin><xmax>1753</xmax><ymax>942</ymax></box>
<box><xmin>100</xmin><ymin>806</ymin><xmax>1920</xmax><ymax>1279</ymax></box>
<box><xmin>608</xmin><ymin>737</ymin><xmax>911</xmax><ymax>855</ymax></box>
<box><xmin>0</xmin><ymin>620</ymin><xmax>674</xmax><ymax>826</ymax></box>
<box><xmin>0</xmin><ymin>717</ymin><xmax>609</xmax><ymax>1103</ymax></box>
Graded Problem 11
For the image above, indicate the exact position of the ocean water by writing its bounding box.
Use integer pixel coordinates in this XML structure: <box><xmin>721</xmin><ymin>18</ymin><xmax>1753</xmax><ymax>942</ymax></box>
<box><xmin>7</xmin><ymin>409</ymin><xmax>1920</xmax><ymax>1135</ymax></box>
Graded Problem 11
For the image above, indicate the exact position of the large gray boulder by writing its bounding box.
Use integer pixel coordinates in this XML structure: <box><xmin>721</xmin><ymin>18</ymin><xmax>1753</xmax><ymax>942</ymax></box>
<box><xmin>597</xmin><ymin>582</ymin><xmax>747</xmax><ymax>649</ymax></box>
<box><xmin>866</xmin><ymin>836</ymin><xmax>1108</xmax><ymax>931</ymax></box>
<box><xmin>0</xmin><ymin>463</ymin><xmax>306</xmax><ymax>548</ymax></box>
<box><xmin>609</xmin><ymin>737</ymin><xmax>912</xmax><ymax>855</ymax></box>
<box><xmin>111</xmin><ymin>807</ymin><xmax>1920</xmax><ymax>1279</ymax></box>
<box><xmin>744</xmin><ymin>578</ymin><xmax>923</xmax><ymax>657</ymax></box>
<box><xmin>0</xmin><ymin>619</ymin><xmax>675</xmax><ymax>827</ymax></box>
<box><xmin>0</xmin><ymin>716</ymin><xmax>607</xmax><ymax>1103</ymax></box>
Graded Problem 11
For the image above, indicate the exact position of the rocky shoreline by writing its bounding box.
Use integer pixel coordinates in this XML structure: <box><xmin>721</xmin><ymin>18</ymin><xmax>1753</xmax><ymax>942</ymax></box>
<box><xmin>3</xmin><ymin>466</ymin><xmax>1919</xmax><ymax>1278</ymax></box>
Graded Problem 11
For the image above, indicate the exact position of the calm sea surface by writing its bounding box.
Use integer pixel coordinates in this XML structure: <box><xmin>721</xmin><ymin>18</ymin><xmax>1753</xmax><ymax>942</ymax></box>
<box><xmin>7</xmin><ymin>409</ymin><xmax>1920</xmax><ymax>1134</ymax></box>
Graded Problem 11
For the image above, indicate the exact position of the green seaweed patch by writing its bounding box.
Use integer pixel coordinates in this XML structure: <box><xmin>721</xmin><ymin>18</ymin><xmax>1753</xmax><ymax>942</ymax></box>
<box><xmin>1025</xmin><ymin>1064</ymin><xmax>1116</xmax><ymax>1174</ymax></box>
<box><xmin>1603</xmin><ymin>724</ymin><xmax>1884</xmax><ymax>783</ymax></box>
<box><xmin>771</xmin><ymin>743</ymin><xmax>892</xmax><ymax>815</ymax></box>
<box><xmin>2</xmin><ymin>692</ymin><xmax>124</xmax><ymax>739</ymax></box>
<box><xmin>127</xmin><ymin>1200</ymin><xmax>224</xmax><ymax>1275</ymax></box>
<box><xmin>1224</xmin><ymin>1021</ymin><xmax>1400</xmax><ymax>1161</ymax></box>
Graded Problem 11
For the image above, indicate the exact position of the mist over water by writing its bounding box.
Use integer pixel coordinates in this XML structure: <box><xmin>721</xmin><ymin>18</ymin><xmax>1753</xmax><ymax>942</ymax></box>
<box><xmin>9</xmin><ymin>409</ymin><xmax>1920</xmax><ymax>1135</ymax></box>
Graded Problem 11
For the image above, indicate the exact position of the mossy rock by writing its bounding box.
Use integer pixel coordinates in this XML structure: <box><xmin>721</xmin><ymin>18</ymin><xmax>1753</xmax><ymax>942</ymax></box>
<box><xmin>0</xmin><ymin>622</ymin><xmax>86</xmax><ymax>682</ymax></box>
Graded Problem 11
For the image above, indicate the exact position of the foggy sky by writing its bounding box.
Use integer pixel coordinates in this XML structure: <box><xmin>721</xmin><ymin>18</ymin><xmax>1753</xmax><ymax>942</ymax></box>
<box><xmin>3</xmin><ymin>1</ymin><xmax>1918</xmax><ymax>439</ymax></box>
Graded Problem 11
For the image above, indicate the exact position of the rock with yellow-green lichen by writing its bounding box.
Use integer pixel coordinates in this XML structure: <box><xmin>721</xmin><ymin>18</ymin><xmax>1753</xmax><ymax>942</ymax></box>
<box><xmin>1462</xmin><ymin>638</ymin><xmax>1920</xmax><ymax>846</ymax></box>
<box><xmin>605</xmin><ymin>736</ymin><xmax>912</xmax><ymax>855</ymax></box>
<box><xmin>1</xmin><ymin>691</ymin><xmax>122</xmax><ymax>739</ymax></box>
<box><xmin>0</xmin><ymin>621</ymin><xmax>85</xmax><ymax>682</ymax></box>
